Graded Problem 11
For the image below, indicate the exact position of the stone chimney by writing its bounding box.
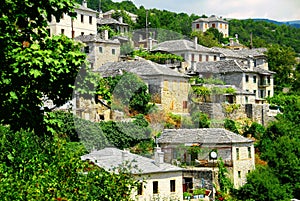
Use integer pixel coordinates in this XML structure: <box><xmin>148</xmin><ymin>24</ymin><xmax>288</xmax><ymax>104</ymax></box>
<box><xmin>119</xmin><ymin>16</ymin><xmax>123</xmax><ymax>23</ymax></box>
<box><xmin>194</xmin><ymin>36</ymin><xmax>198</xmax><ymax>50</ymax></box>
<box><xmin>148</xmin><ymin>37</ymin><xmax>153</xmax><ymax>50</ymax></box>
<box><xmin>103</xmin><ymin>29</ymin><xmax>109</xmax><ymax>40</ymax></box>
<box><xmin>154</xmin><ymin>147</ymin><xmax>164</xmax><ymax>166</ymax></box>
<box><xmin>82</xmin><ymin>0</ymin><xmax>87</xmax><ymax>7</ymax></box>
<box><xmin>247</xmin><ymin>55</ymin><xmax>254</xmax><ymax>70</ymax></box>
<box><xmin>122</xmin><ymin>149</ymin><xmax>129</xmax><ymax>161</ymax></box>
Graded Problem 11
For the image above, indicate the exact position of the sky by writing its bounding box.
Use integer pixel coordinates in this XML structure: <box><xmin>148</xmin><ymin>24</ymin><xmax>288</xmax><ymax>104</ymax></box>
<box><xmin>113</xmin><ymin>0</ymin><xmax>300</xmax><ymax>22</ymax></box>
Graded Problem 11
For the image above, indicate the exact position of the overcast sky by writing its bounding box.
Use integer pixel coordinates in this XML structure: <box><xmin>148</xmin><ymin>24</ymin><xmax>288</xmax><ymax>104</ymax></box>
<box><xmin>113</xmin><ymin>0</ymin><xmax>300</xmax><ymax>22</ymax></box>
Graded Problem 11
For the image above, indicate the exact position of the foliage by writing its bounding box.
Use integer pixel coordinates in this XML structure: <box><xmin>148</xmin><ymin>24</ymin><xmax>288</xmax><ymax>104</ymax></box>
<box><xmin>229</xmin><ymin>19</ymin><xmax>300</xmax><ymax>53</ymax></box>
<box><xmin>190</xmin><ymin>77</ymin><xmax>225</xmax><ymax>85</ymax></box>
<box><xmin>112</xmin><ymin>72</ymin><xmax>152</xmax><ymax>114</ymax></box>
<box><xmin>224</xmin><ymin>119</ymin><xmax>240</xmax><ymax>134</ymax></box>
<box><xmin>191</xmin><ymin>30</ymin><xmax>222</xmax><ymax>47</ymax></box>
<box><xmin>266</xmin><ymin>44</ymin><xmax>297</xmax><ymax>91</ymax></box>
<box><xmin>164</xmin><ymin>113</ymin><xmax>182</xmax><ymax>129</ymax></box>
<box><xmin>98</xmin><ymin>25</ymin><xmax>118</xmax><ymax>38</ymax></box>
<box><xmin>132</xmin><ymin>49</ymin><xmax>184</xmax><ymax>64</ymax></box>
<box><xmin>99</xmin><ymin>120</ymin><xmax>151</xmax><ymax>150</ymax></box>
<box><xmin>218</xmin><ymin>158</ymin><xmax>233</xmax><ymax>193</ymax></box>
<box><xmin>222</xmin><ymin>103</ymin><xmax>240</xmax><ymax>116</ymax></box>
<box><xmin>235</xmin><ymin>166</ymin><xmax>292</xmax><ymax>201</ymax></box>
<box><xmin>243</xmin><ymin>122</ymin><xmax>265</xmax><ymax>140</ymax></box>
<box><xmin>0</xmin><ymin>125</ymin><xmax>140</xmax><ymax>200</ymax></box>
<box><xmin>191</xmin><ymin>111</ymin><xmax>210</xmax><ymax>128</ymax></box>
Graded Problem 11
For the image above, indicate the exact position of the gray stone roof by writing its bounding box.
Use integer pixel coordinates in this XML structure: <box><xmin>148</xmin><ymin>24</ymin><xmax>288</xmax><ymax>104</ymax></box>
<box><xmin>75</xmin><ymin>34</ymin><xmax>120</xmax><ymax>44</ymax></box>
<box><xmin>158</xmin><ymin>128</ymin><xmax>253</xmax><ymax>144</ymax></box>
<box><xmin>153</xmin><ymin>39</ymin><xmax>218</xmax><ymax>53</ymax></box>
<box><xmin>212</xmin><ymin>47</ymin><xmax>267</xmax><ymax>59</ymax></box>
<box><xmin>94</xmin><ymin>59</ymin><xmax>190</xmax><ymax>78</ymax></box>
<box><xmin>97</xmin><ymin>18</ymin><xmax>128</xmax><ymax>26</ymax></box>
<box><xmin>76</xmin><ymin>4</ymin><xmax>98</xmax><ymax>13</ymax></box>
<box><xmin>193</xmin><ymin>15</ymin><xmax>228</xmax><ymax>24</ymax></box>
<box><xmin>195</xmin><ymin>60</ymin><xmax>275</xmax><ymax>75</ymax></box>
<box><xmin>81</xmin><ymin>147</ymin><xmax>183</xmax><ymax>174</ymax></box>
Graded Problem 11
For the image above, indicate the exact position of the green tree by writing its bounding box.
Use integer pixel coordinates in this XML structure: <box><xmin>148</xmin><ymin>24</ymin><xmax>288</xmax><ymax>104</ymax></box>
<box><xmin>191</xmin><ymin>30</ymin><xmax>221</xmax><ymax>47</ymax></box>
<box><xmin>191</xmin><ymin>111</ymin><xmax>210</xmax><ymax>128</ymax></box>
<box><xmin>236</xmin><ymin>166</ymin><xmax>292</xmax><ymax>201</ymax></box>
<box><xmin>0</xmin><ymin>0</ymin><xmax>86</xmax><ymax>133</ymax></box>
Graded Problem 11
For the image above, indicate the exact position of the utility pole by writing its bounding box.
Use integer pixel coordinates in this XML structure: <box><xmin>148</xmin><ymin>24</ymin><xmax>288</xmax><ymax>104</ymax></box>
<box><xmin>146</xmin><ymin>10</ymin><xmax>148</xmax><ymax>50</ymax></box>
<box><xmin>250</xmin><ymin>32</ymin><xmax>253</xmax><ymax>49</ymax></box>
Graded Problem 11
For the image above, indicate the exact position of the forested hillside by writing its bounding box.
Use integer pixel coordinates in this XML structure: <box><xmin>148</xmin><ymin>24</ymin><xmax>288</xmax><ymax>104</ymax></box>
<box><xmin>81</xmin><ymin>0</ymin><xmax>300</xmax><ymax>53</ymax></box>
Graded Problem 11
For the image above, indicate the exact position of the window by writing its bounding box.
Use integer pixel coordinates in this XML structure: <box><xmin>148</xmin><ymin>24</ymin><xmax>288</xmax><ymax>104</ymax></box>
<box><xmin>268</xmin><ymin>90</ymin><xmax>271</xmax><ymax>97</ymax></box>
<box><xmin>212</xmin><ymin>23</ymin><xmax>216</xmax><ymax>28</ymax></box>
<box><xmin>214</xmin><ymin>55</ymin><xmax>217</xmax><ymax>61</ymax></box>
<box><xmin>191</xmin><ymin>54</ymin><xmax>195</xmax><ymax>62</ymax></box>
<box><xmin>260</xmin><ymin>90</ymin><xmax>264</xmax><ymax>98</ymax></box>
<box><xmin>225</xmin><ymin>24</ymin><xmax>227</xmax><ymax>29</ymax></box>
<box><xmin>99</xmin><ymin>47</ymin><xmax>103</xmax><ymax>53</ymax></box>
<box><xmin>206</xmin><ymin>55</ymin><xmax>209</xmax><ymax>61</ymax></box>
<box><xmin>248</xmin><ymin>147</ymin><xmax>251</xmax><ymax>158</ymax></box>
<box><xmin>236</xmin><ymin>148</ymin><xmax>239</xmax><ymax>160</ymax></box>
<box><xmin>84</xmin><ymin>46</ymin><xmax>89</xmax><ymax>53</ymax></box>
<box><xmin>81</xmin><ymin>14</ymin><xmax>84</xmax><ymax>23</ymax></box>
<box><xmin>205</xmin><ymin>23</ymin><xmax>208</xmax><ymax>28</ymax></box>
<box><xmin>238</xmin><ymin>171</ymin><xmax>241</xmax><ymax>178</ymax></box>
<box><xmin>153</xmin><ymin>181</ymin><xmax>158</xmax><ymax>194</ymax></box>
<box><xmin>253</xmin><ymin>90</ymin><xmax>256</xmax><ymax>96</ymax></box>
<box><xmin>253</xmin><ymin>76</ymin><xmax>257</xmax><ymax>83</ymax></box>
<box><xmin>137</xmin><ymin>182</ymin><xmax>143</xmax><ymax>195</ymax></box>
<box><xmin>267</xmin><ymin>77</ymin><xmax>271</xmax><ymax>84</ymax></box>
<box><xmin>61</xmin><ymin>29</ymin><xmax>64</xmax><ymax>35</ymax></box>
<box><xmin>196</xmin><ymin>23</ymin><xmax>200</xmax><ymax>29</ymax></box>
<box><xmin>245</xmin><ymin>75</ymin><xmax>249</xmax><ymax>82</ymax></box>
<box><xmin>81</xmin><ymin>32</ymin><xmax>84</xmax><ymax>36</ymax></box>
<box><xmin>112</xmin><ymin>49</ymin><xmax>116</xmax><ymax>55</ymax></box>
<box><xmin>199</xmin><ymin>54</ymin><xmax>202</xmax><ymax>61</ymax></box>
<box><xmin>89</xmin><ymin>16</ymin><xmax>92</xmax><ymax>24</ymax></box>
<box><xmin>245</xmin><ymin>96</ymin><xmax>248</xmax><ymax>103</ymax></box>
<box><xmin>183</xmin><ymin>101</ymin><xmax>188</xmax><ymax>109</ymax></box>
<box><xmin>170</xmin><ymin>180</ymin><xmax>176</xmax><ymax>192</ymax></box>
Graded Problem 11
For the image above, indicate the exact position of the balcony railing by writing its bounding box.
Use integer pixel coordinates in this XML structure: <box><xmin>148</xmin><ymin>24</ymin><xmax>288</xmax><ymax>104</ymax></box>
<box><xmin>259</xmin><ymin>80</ymin><xmax>270</xmax><ymax>87</ymax></box>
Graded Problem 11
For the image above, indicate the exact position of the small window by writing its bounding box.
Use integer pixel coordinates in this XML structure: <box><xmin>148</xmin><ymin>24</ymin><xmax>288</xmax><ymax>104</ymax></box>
<box><xmin>89</xmin><ymin>16</ymin><xmax>92</xmax><ymax>24</ymax></box>
<box><xmin>112</xmin><ymin>49</ymin><xmax>116</xmax><ymax>55</ymax></box>
<box><xmin>238</xmin><ymin>171</ymin><xmax>241</xmax><ymax>178</ymax></box>
<box><xmin>199</xmin><ymin>54</ymin><xmax>202</xmax><ymax>61</ymax></box>
<box><xmin>81</xmin><ymin>32</ymin><xmax>84</xmax><ymax>36</ymax></box>
<box><xmin>253</xmin><ymin>76</ymin><xmax>257</xmax><ymax>83</ymax></box>
<box><xmin>212</xmin><ymin>23</ymin><xmax>216</xmax><ymax>28</ymax></box>
<box><xmin>253</xmin><ymin>90</ymin><xmax>256</xmax><ymax>96</ymax></box>
<box><xmin>267</xmin><ymin>77</ymin><xmax>271</xmax><ymax>84</ymax></box>
<box><xmin>137</xmin><ymin>182</ymin><xmax>143</xmax><ymax>195</ymax></box>
<box><xmin>99</xmin><ymin>47</ymin><xmax>103</xmax><ymax>53</ymax></box>
<box><xmin>245</xmin><ymin>75</ymin><xmax>249</xmax><ymax>82</ymax></box>
<box><xmin>260</xmin><ymin>90</ymin><xmax>264</xmax><ymax>98</ymax></box>
<box><xmin>245</xmin><ymin>96</ymin><xmax>248</xmax><ymax>103</ymax></box>
<box><xmin>81</xmin><ymin>14</ymin><xmax>84</xmax><ymax>23</ymax></box>
<box><xmin>61</xmin><ymin>29</ymin><xmax>65</xmax><ymax>34</ymax></box>
<box><xmin>196</xmin><ymin>23</ymin><xmax>200</xmax><ymax>29</ymax></box>
<box><xmin>268</xmin><ymin>90</ymin><xmax>271</xmax><ymax>97</ymax></box>
<box><xmin>214</xmin><ymin>55</ymin><xmax>217</xmax><ymax>61</ymax></box>
<box><xmin>84</xmin><ymin>46</ymin><xmax>89</xmax><ymax>53</ymax></box>
<box><xmin>153</xmin><ymin>181</ymin><xmax>158</xmax><ymax>194</ymax></box>
<box><xmin>236</xmin><ymin>148</ymin><xmax>239</xmax><ymax>160</ymax></box>
<box><xmin>248</xmin><ymin>147</ymin><xmax>251</xmax><ymax>158</ymax></box>
<box><xmin>206</xmin><ymin>55</ymin><xmax>209</xmax><ymax>61</ymax></box>
<box><xmin>183</xmin><ymin>101</ymin><xmax>188</xmax><ymax>109</ymax></box>
<box><xmin>220</xmin><ymin>23</ymin><xmax>222</xmax><ymax>28</ymax></box>
<box><xmin>225</xmin><ymin>24</ymin><xmax>227</xmax><ymax>29</ymax></box>
<box><xmin>170</xmin><ymin>180</ymin><xmax>176</xmax><ymax>192</ymax></box>
<box><xmin>191</xmin><ymin>54</ymin><xmax>195</xmax><ymax>62</ymax></box>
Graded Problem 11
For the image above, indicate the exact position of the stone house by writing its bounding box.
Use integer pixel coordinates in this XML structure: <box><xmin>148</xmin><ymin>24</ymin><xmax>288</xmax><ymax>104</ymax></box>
<box><xmin>95</xmin><ymin>59</ymin><xmax>191</xmax><ymax>114</ymax></box>
<box><xmin>101</xmin><ymin>9</ymin><xmax>138</xmax><ymax>23</ymax></box>
<box><xmin>194</xmin><ymin>59</ymin><xmax>275</xmax><ymax>104</ymax></box>
<box><xmin>97</xmin><ymin>17</ymin><xmax>129</xmax><ymax>34</ymax></box>
<box><xmin>48</xmin><ymin>0</ymin><xmax>98</xmax><ymax>38</ymax></box>
<box><xmin>192</xmin><ymin>15</ymin><xmax>229</xmax><ymax>37</ymax></box>
<box><xmin>75</xmin><ymin>33</ymin><xmax>121</xmax><ymax>69</ymax></box>
<box><xmin>157</xmin><ymin>128</ymin><xmax>255</xmax><ymax>188</ymax></box>
<box><xmin>153</xmin><ymin>39</ymin><xmax>221</xmax><ymax>71</ymax></box>
<box><xmin>81</xmin><ymin>147</ymin><xmax>183</xmax><ymax>201</ymax></box>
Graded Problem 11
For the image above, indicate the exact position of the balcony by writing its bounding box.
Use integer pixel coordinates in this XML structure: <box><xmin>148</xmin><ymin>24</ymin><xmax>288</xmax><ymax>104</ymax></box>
<box><xmin>258</xmin><ymin>80</ymin><xmax>270</xmax><ymax>87</ymax></box>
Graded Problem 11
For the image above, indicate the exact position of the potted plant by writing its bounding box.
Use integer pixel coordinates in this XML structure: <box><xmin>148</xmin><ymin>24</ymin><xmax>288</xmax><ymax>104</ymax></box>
<box><xmin>193</xmin><ymin>188</ymin><xmax>206</xmax><ymax>198</ymax></box>
<box><xmin>183</xmin><ymin>192</ymin><xmax>192</xmax><ymax>200</ymax></box>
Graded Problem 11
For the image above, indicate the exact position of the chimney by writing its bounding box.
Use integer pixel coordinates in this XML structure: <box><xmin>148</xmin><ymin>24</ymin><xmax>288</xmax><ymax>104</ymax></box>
<box><xmin>122</xmin><ymin>149</ymin><xmax>129</xmax><ymax>161</ymax></box>
<box><xmin>103</xmin><ymin>29</ymin><xmax>108</xmax><ymax>40</ymax></box>
<box><xmin>119</xmin><ymin>16</ymin><xmax>123</xmax><ymax>23</ymax></box>
<box><xmin>148</xmin><ymin>37</ymin><xmax>153</xmax><ymax>50</ymax></box>
<box><xmin>194</xmin><ymin>37</ymin><xmax>198</xmax><ymax>50</ymax></box>
<box><xmin>154</xmin><ymin>147</ymin><xmax>164</xmax><ymax>166</ymax></box>
<box><xmin>82</xmin><ymin>0</ymin><xmax>87</xmax><ymax>7</ymax></box>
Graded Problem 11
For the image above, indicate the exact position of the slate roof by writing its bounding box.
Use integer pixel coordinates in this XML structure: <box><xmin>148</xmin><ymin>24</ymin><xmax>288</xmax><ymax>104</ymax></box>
<box><xmin>212</xmin><ymin>47</ymin><xmax>267</xmax><ymax>59</ymax></box>
<box><xmin>193</xmin><ymin>15</ymin><xmax>228</xmax><ymax>24</ymax></box>
<box><xmin>75</xmin><ymin>34</ymin><xmax>120</xmax><ymax>44</ymax></box>
<box><xmin>195</xmin><ymin>60</ymin><xmax>275</xmax><ymax>75</ymax></box>
<box><xmin>158</xmin><ymin>128</ymin><xmax>253</xmax><ymax>144</ymax></box>
<box><xmin>97</xmin><ymin>18</ymin><xmax>128</xmax><ymax>26</ymax></box>
<box><xmin>153</xmin><ymin>39</ymin><xmax>218</xmax><ymax>53</ymax></box>
<box><xmin>94</xmin><ymin>59</ymin><xmax>190</xmax><ymax>78</ymax></box>
<box><xmin>76</xmin><ymin>4</ymin><xmax>98</xmax><ymax>13</ymax></box>
<box><xmin>81</xmin><ymin>147</ymin><xmax>183</xmax><ymax>174</ymax></box>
